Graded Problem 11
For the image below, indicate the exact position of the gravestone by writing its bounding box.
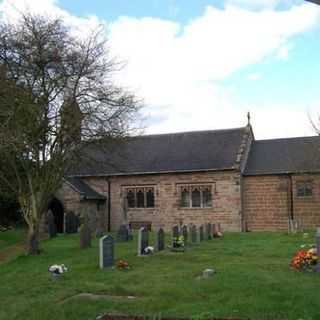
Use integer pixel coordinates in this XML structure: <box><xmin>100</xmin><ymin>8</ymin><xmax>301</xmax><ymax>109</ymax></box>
<box><xmin>47</xmin><ymin>210</ymin><xmax>57</xmax><ymax>238</ymax></box>
<box><xmin>191</xmin><ymin>225</ymin><xmax>197</xmax><ymax>243</ymax></box>
<box><xmin>182</xmin><ymin>225</ymin><xmax>188</xmax><ymax>245</ymax></box>
<box><xmin>80</xmin><ymin>214</ymin><xmax>92</xmax><ymax>249</ymax></box>
<box><xmin>96</xmin><ymin>228</ymin><xmax>105</xmax><ymax>239</ymax></box>
<box><xmin>207</xmin><ymin>223</ymin><xmax>212</xmax><ymax>240</ymax></box>
<box><xmin>117</xmin><ymin>224</ymin><xmax>129</xmax><ymax>242</ymax></box>
<box><xmin>316</xmin><ymin>228</ymin><xmax>320</xmax><ymax>273</ymax></box>
<box><xmin>138</xmin><ymin>227</ymin><xmax>149</xmax><ymax>256</ymax></box>
<box><xmin>156</xmin><ymin>228</ymin><xmax>165</xmax><ymax>251</ymax></box>
<box><xmin>203</xmin><ymin>223</ymin><xmax>209</xmax><ymax>240</ymax></box>
<box><xmin>127</xmin><ymin>225</ymin><xmax>133</xmax><ymax>241</ymax></box>
<box><xmin>199</xmin><ymin>225</ymin><xmax>204</xmax><ymax>241</ymax></box>
<box><xmin>99</xmin><ymin>235</ymin><xmax>114</xmax><ymax>269</ymax></box>
<box><xmin>172</xmin><ymin>225</ymin><xmax>180</xmax><ymax>248</ymax></box>
<box><xmin>65</xmin><ymin>211</ymin><xmax>79</xmax><ymax>234</ymax></box>
<box><xmin>212</xmin><ymin>223</ymin><xmax>218</xmax><ymax>237</ymax></box>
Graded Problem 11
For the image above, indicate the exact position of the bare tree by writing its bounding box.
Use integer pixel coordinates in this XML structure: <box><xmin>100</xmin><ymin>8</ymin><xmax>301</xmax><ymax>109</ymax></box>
<box><xmin>0</xmin><ymin>14</ymin><xmax>141</xmax><ymax>255</ymax></box>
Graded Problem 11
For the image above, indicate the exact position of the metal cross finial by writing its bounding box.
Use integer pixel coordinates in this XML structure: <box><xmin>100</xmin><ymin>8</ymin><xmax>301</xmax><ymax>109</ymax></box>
<box><xmin>247</xmin><ymin>112</ymin><xmax>251</xmax><ymax>126</ymax></box>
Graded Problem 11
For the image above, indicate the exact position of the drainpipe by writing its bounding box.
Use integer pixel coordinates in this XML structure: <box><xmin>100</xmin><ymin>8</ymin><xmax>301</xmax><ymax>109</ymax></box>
<box><xmin>288</xmin><ymin>175</ymin><xmax>294</xmax><ymax>220</ymax></box>
<box><xmin>107</xmin><ymin>178</ymin><xmax>111</xmax><ymax>232</ymax></box>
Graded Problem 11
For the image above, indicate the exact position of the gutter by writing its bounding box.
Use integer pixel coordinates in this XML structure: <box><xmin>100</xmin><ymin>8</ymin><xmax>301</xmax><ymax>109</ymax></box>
<box><xmin>288</xmin><ymin>174</ymin><xmax>294</xmax><ymax>221</ymax></box>
<box><xmin>107</xmin><ymin>178</ymin><xmax>111</xmax><ymax>232</ymax></box>
<box><xmin>243</xmin><ymin>170</ymin><xmax>320</xmax><ymax>177</ymax></box>
<box><xmin>68</xmin><ymin>167</ymin><xmax>238</xmax><ymax>179</ymax></box>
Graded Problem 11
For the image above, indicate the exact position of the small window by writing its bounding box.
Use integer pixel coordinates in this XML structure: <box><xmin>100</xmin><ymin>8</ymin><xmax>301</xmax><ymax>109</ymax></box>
<box><xmin>127</xmin><ymin>189</ymin><xmax>135</xmax><ymax>208</ymax></box>
<box><xmin>136</xmin><ymin>189</ymin><xmax>145</xmax><ymax>208</ymax></box>
<box><xmin>297</xmin><ymin>182</ymin><xmax>313</xmax><ymax>197</ymax></box>
<box><xmin>202</xmin><ymin>187</ymin><xmax>212</xmax><ymax>207</ymax></box>
<box><xmin>146</xmin><ymin>188</ymin><xmax>155</xmax><ymax>207</ymax></box>
<box><xmin>125</xmin><ymin>187</ymin><xmax>155</xmax><ymax>208</ymax></box>
<box><xmin>181</xmin><ymin>187</ymin><xmax>190</xmax><ymax>207</ymax></box>
<box><xmin>192</xmin><ymin>188</ymin><xmax>201</xmax><ymax>208</ymax></box>
<box><xmin>180</xmin><ymin>185</ymin><xmax>213</xmax><ymax>208</ymax></box>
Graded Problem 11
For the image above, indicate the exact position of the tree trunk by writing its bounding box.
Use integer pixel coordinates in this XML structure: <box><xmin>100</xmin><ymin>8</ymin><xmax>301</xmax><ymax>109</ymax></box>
<box><xmin>27</xmin><ymin>222</ymin><xmax>40</xmax><ymax>255</ymax></box>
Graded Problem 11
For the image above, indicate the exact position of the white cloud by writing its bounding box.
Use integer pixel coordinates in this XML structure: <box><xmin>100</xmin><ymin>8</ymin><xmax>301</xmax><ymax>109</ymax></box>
<box><xmin>108</xmin><ymin>4</ymin><xmax>320</xmax><ymax>138</ymax></box>
<box><xmin>0</xmin><ymin>0</ymin><xmax>102</xmax><ymax>38</ymax></box>
<box><xmin>247</xmin><ymin>73</ymin><xmax>262</xmax><ymax>81</ymax></box>
<box><xmin>276</xmin><ymin>44</ymin><xmax>292</xmax><ymax>60</ymax></box>
<box><xmin>226</xmin><ymin>0</ymin><xmax>300</xmax><ymax>10</ymax></box>
<box><xmin>0</xmin><ymin>0</ymin><xmax>319</xmax><ymax>139</ymax></box>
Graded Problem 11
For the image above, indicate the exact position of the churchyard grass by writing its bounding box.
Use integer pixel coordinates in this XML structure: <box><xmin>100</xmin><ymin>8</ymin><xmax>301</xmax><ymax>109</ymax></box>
<box><xmin>0</xmin><ymin>228</ymin><xmax>26</xmax><ymax>250</ymax></box>
<box><xmin>0</xmin><ymin>231</ymin><xmax>320</xmax><ymax>320</ymax></box>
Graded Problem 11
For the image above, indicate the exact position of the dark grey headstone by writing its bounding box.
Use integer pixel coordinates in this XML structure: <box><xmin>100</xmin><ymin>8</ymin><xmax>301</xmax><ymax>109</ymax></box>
<box><xmin>199</xmin><ymin>225</ymin><xmax>204</xmax><ymax>241</ymax></box>
<box><xmin>182</xmin><ymin>225</ymin><xmax>188</xmax><ymax>245</ymax></box>
<box><xmin>203</xmin><ymin>223</ymin><xmax>209</xmax><ymax>240</ymax></box>
<box><xmin>172</xmin><ymin>225</ymin><xmax>180</xmax><ymax>248</ymax></box>
<box><xmin>117</xmin><ymin>224</ymin><xmax>129</xmax><ymax>242</ymax></box>
<box><xmin>47</xmin><ymin>210</ymin><xmax>57</xmax><ymax>238</ymax></box>
<box><xmin>207</xmin><ymin>223</ymin><xmax>212</xmax><ymax>240</ymax></box>
<box><xmin>191</xmin><ymin>225</ymin><xmax>197</xmax><ymax>243</ymax></box>
<box><xmin>138</xmin><ymin>227</ymin><xmax>149</xmax><ymax>256</ymax></box>
<box><xmin>65</xmin><ymin>211</ymin><xmax>79</xmax><ymax>234</ymax></box>
<box><xmin>99</xmin><ymin>235</ymin><xmax>114</xmax><ymax>269</ymax></box>
<box><xmin>156</xmin><ymin>228</ymin><xmax>165</xmax><ymax>251</ymax></box>
<box><xmin>80</xmin><ymin>215</ymin><xmax>92</xmax><ymax>249</ymax></box>
<box><xmin>172</xmin><ymin>225</ymin><xmax>179</xmax><ymax>238</ymax></box>
<box><xmin>96</xmin><ymin>229</ymin><xmax>105</xmax><ymax>238</ymax></box>
<box><xmin>127</xmin><ymin>225</ymin><xmax>133</xmax><ymax>241</ymax></box>
<box><xmin>212</xmin><ymin>224</ymin><xmax>218</xmax><ymax>237</ymax></box>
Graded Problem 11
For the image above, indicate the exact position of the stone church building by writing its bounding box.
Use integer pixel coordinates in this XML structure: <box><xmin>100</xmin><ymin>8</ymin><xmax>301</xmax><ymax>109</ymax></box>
<box><xmin>50</xmin><ymin>121</ymin><xmax>320</xmax><ymax>233</ymax></box>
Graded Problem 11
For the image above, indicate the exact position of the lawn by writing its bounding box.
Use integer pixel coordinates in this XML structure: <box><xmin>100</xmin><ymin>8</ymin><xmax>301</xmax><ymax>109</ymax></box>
<box><xmin>0</xmin><ymin>230</ymin><xmax>319</xmax><ymax>320</ymax></box>
<box><xmin>0</xmin><ymin>228</ymin><xmax>26</xmax><ymax>250</ymax></box>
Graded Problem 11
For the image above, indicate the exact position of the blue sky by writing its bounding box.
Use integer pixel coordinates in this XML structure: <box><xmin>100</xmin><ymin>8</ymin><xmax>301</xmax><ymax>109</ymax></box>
<box><xmin>1</xmin><ymin>0</ymin><xmax>320</xmax><ymax>139</ymax></box>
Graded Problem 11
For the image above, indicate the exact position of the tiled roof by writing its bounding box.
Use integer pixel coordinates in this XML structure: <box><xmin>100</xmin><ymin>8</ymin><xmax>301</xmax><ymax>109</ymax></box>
<box><xmin>67</xmin><ymin>127</ymin><xmax>247</xmax><ymax>177</ymax></box>
<box><xmin>65</xmin><ymin>177</ymin><xmax>106</xmax><ymax>200</ymax></box>
<box><xmin>244</xmin><ymin>136</ymin><xmax>320</xmax><ymax>175</ymax></box>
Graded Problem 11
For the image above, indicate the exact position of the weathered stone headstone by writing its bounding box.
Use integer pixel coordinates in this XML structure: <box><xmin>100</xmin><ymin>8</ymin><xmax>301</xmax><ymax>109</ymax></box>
<box><xmin>80</xmin><ymin>214</ymin><xmax>92</xmax><ymax>249</ymax></box>
<box><xmin>65</xmin><ymin>211</ymin><xmax>79</xmax><ymax>234</ymax></box>
<box><xmin>207</xmin><ymin>223</ymin><xmax>212</xmax><ymax>240</ymax></box>
<box><xmin>47</xmin><ymin>210</ymin><xmax>57</xmax><ymax>238</ymax></box>
<box><xmin>203</xmin><ymin>223</ymin><xmax>209</xmax><ymax>240</ymax></box>
<box><xmin>96</xmin><ymin>228</ymin><xmax>105</xmax><ymax>238</ymax></box>
<box><xmin>212</xmin><ymin>223</ymin><xmax>218</xmax><ymax>237</ymax></box>
<box><xmin>202</xmin><ymin>268</ymin><xmax>215</xmax><ymax>278</ymax></box>
<box><xmin>138</xmin><ymin>227</ymin><xmax>149</xmax><ymax>256</ymax></box>
<box><xmin>127</xmin><ymin>225</ymin><xmax>133</xmax><ymax>241</ymax></box>
<box><xmin>99</xmin><ymin>235</ymin><xmax>114</xmax><ymax>269</ymax></box>
<box><xmin>316</xmin><ymin>227</ymin><xmax>320</xmax><ymax>273</ymax></box>
<box><xmin>182</xmin><ymin>225</ymin><xmax>188</xmax><ymax>245</ymax></box>
<box><xmin>172</xmin><ymin>225</ymin><xmax>180</xmax><ymax>248</ymax></box>
<box><xmin>156</xmin><ymin>227</ymin><xmax>165</xmax><ymax>251</ymax></box>
<box><xmin>199</xmin><ymin>225</ymin><xmax>204</xmax><ymax>241</ymax></box>
<box><xmin>117</xmin><ymin>224</ymin><xmax>129</xmax><ymax>242</ymax></box>
<box><xmin>191</xmin><ymin>225</ymin><xmax>198</xmax><ymax>243</ymax></box>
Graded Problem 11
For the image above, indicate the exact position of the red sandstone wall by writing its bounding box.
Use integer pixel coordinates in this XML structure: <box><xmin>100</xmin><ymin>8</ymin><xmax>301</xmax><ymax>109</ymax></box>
<box><xmin>78</xmin><ymin>171</ymin><xmax>242</xmax><ymax>232</ymax></box>
<box><xmin>292</xmin><ymin>174</ymin><xmax>320</xmax><ymax>229</ymax></box>
<box><xmin>243</xmin><ymin>175</ymin><xmax>290</xmax><ymax>231</ymax></box>
<box><xmin>243</xmin><ymin>174</ymin><xmax>320</xmax><ymax>231</ymax></box>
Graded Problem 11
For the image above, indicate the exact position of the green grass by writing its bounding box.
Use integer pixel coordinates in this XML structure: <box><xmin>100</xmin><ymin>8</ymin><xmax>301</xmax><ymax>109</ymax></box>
<box><xmin>0</xmin><ymin>228</ymin><xmax>26</xmax><ymax>250</ymax></box>
<box><xmin>0</xmin><ymin>231</ymin><xmax>320</xmax><ymax>320</ymax></box>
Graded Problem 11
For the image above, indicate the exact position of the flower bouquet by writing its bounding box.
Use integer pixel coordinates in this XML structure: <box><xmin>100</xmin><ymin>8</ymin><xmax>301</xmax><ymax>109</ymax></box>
<box><xmin>290</xmin><ymin>247</ymin><xmax>318</xmax><ymax>272</ymax></box>
<box><xmin>171</xmin><ymin>235</ymin><xmax>185</xmax><ymax>252</ymax></box>
<box><xmin>116</xmin><ymin>259</ymin><xmax>130</xmax><ymax>270</ymax></box>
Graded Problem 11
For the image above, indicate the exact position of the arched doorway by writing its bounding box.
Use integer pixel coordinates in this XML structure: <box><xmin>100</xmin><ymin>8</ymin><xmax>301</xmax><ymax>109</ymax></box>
<box><xmin>48</xmin><ymin>198</ymin><xmax>64</xmax><ymax>233</ymax></box>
